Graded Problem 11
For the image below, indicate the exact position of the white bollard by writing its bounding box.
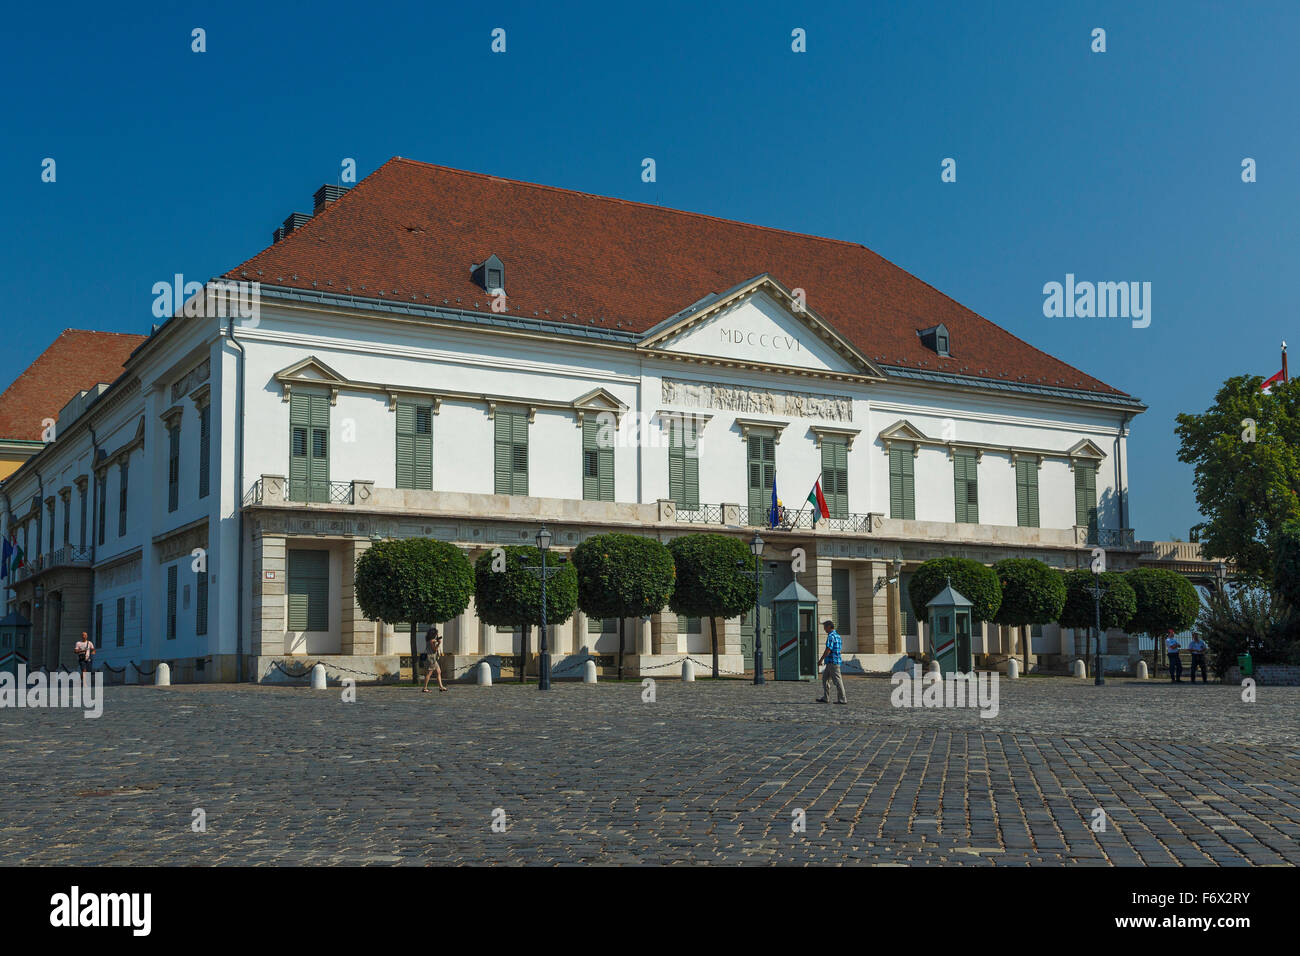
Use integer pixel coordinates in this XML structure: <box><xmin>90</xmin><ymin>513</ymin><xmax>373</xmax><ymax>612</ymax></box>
<box><xmin>1072</xmin><ymin>659</ymin><xmax>1087</xmax><ymax>679</ymax></box>
<box><xmin>155</xmin><ymin>662</ymin><xmax>171</xmax><ymax>686</ymax></box>
<box><xmin>311</xmin><ymin>663</ymin><xmax>327</xmax><ymax>689</ymax></box>
<box><xmin>477</xmin><ymin>661</ymin><xmax>492</xmax><ymax>686</ymax></box>
<box><xmin>583</xmin><ymin>660</ymin><xmax>597</xmax><ymax>683</ymax></box>
<box><xmin>1007</xmin><ymin>658</ymin><xmax>1020</xmax><ymax>679</ymax></box>
<box><xmin>1136</xmin><ymin>660</ymin><xmax>1149</xmax><ymax>680</ymax></box>
<box><xmin>125</xmin><ymin>663</ymin><xmax>137</xmax><ymax>685</ymax></box>
<box><xmin>926</xmin><ymin>660</ymin><xmax>941</xmax><ymax>675</ymax></box>
<box><xmin>682</xmin><ymin>658</ymin><xmax>695</xmax><ymax>682</ymax></box>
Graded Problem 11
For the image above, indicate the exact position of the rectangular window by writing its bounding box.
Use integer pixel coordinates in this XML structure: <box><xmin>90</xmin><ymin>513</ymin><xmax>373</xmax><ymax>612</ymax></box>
<box><xmin>953</xmin><ymin>452</ymin><xmax>979</xmax><ymax>524</ymax></box>
<box><xmin>677</xmin><ymin>615</ymin><xmax>702</xmax><ymax>634</ymax></box>
<box><xmin>118</xmin><ymin>461</ymin><xmax>129</xmax><ymax>536</ymax></box>
<box><xmin>1015</xmin><ymin>458</ymin><xmax>1040</xmax><ymax>528</ymax></box>
<box><xmin>167</xmin><ymin>424</ymin><xmax>180</xmax><ymax>512</ymax></box>
<box><xmin>667</xmin><ymin>418</ymin><xmax>699</xmax><ymax>510</ymax></box>
<box><xmin>493</xmin><ymin>410</ymin><xmax>528</xmax><ymax>496</ymax></box>
<box><xmin>746</xmin><ymin>434</ymin><xmax>776</xmax><ymax>516</ymax></box>
<box><xmin>581</xmin><ymin>418</ymin><xmax>614</xmax><ymax>502</ymax></box>
<box><xmin>587</xmin><ymin>616</ymin><xmax>619</xmax><ymax>634</ymax></box>
<box><xmin>287</xmin><ymin>549</ymin><xmax>330</xmax><ymax>632</ymax></box>
<box><xmin>198</xmin><ymin>403</ymin><xmax>211</xmax><ymax>499</ymax></box>
<box><xmin>831</xmin><ymin>567</ymin><xmax>852</xmax><ymax>634</ymax></box>
<box><xmin>94</xmin><ymin>603</ymin><xmax>103</xmax><ymax>646</ymax></box>
<box><xmin>62</xmin><ymin>496</ymin><xmax>70</xmax><ymax>547</ymax></box>
<box><xmin>889</xmin><ymin>444</ymin><xmax>915</xmax><ymax>519</ymax></box>
<box><xmin>1075</xmin><ymin>464</ymin><xmax>1098</xmax><ymax>544</ymax></box>
<box><xmin>1031</xmin><ymin>622</ymin><xmax>1044</xmax><ymax>638</ymax></box>
<box><xmin>395</xmin><ymin>401</ymin><xmax>433</xmax><ymax>490</ymax></box>
<box><xmin>820</xmin><ymin>437</ymin><xmax>849</xmax><ymax>519</ymax></box>
<box><xmin>79</xmin><ymin>486</ymin><xmax>87</xmax><ymax>549</ymax></box>
<box><xmin>289</xmin><ymin>390</ymin><xmax>331</xmax><ymax>502</ymax></box>
<box><xmin>196</xmin><ymin>572</ymin><xmax>208</xmax><ymax>636</ymax></box>
<box><xmin>47</xmin><ymin>502</ymin><xmax>54</xmax><ymax>553</ymax></box>
<box><xmin>166</xmin><ymin>565</ymin><xmax>178</xmax><ymax>640</ymax></box>
<box><xmin>115</xmin><ymin>597</ymin><xmax>125</xmax><ymax>648</ymax></box>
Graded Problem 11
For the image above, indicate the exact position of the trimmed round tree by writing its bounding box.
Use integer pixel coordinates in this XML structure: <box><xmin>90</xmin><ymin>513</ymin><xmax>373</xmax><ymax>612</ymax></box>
<box><xmin>993</xmin><ymin>558</ymin><xmax>1067</xmax><ymax>669</ymax></box>
<box><xmin>1058</xmin><ymin>569</ymin><xmax>1137</xmax><ymax>675</ymax></box>
<box><xmin>1127</xmin><ymin>567</ymin><xmax>1201</xmax><ymax>636</ymax></box>
<box><xmin>908</xmin><ymin>557</ymin><xmax>1002</xmax><ymax>624</ymax></box>
<box><xmin>354</xmin><ymin>538</ymin><xmax>475</xmax><ymax>684</ymax></box>
<box><xmin>572</xmin><ymin>533</ymin><xmax>675</xmax><ymax>679</ymax></box>
<box><xmin>667</xmin><ymin>533</ymin><xmax>759</xmax><ymax>678</ymax></box>
<box><xmin>473</xmin><ymin>545</ymin><xmax>578</xmax><ymax>682</ymax></box>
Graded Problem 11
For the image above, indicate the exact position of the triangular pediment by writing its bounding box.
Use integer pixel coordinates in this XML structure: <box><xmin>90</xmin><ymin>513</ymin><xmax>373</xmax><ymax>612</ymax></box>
<box><xmin>1067</xmin><ymin>438</ymin><xmax>1106</xmax><ymax>461</ymax></box>
<box><xmin>878</xmin><ymin>419</ymin><xmax>931</xmax><ymax>444</ymax></box>
<box><xmin>275</xmin><ymin>355</ymin><xmax>349</xmax><ymax>385</ymax></box>
<box><xmin>639</xmin><ymin>276</ymin><xmax>884</xmax><ymax>379</ymax></box>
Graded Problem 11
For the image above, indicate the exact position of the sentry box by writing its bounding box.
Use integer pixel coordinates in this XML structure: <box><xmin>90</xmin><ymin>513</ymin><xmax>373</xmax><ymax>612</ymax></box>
<box><xmin>772</xmin><ymin>580</ymin><xmax>818</xmax><ymax>681</ymax></box>
<box><xmin>926</xmin><ymin>580</ymin><xmax>974</xmax><ymax>676</ymax></box>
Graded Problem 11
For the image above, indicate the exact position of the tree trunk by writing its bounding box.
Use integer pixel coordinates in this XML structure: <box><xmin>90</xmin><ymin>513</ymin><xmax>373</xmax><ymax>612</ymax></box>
<box><xmin>617</xmin><ymin>618</ymin><xmax>625</xmax><ymax>681</ymax></box>
<box><xmin>1022</xmin><ymin>625</ymin><xmax>1030</xmax><ymax>674</ymax></box>
<box><xmin>410</xmin><ymin>621</ymin><xmax>419</xmax><ymax>686</ymax></box>
<box><xmin>710</xmin><ymin>616</ymin><xmax>719</xmax><ymax>679</ymax></box>
<box><xmin>1084</xmin><ymin>628</ymin><xmax>1092</xmax><ymax>677</ymax></box>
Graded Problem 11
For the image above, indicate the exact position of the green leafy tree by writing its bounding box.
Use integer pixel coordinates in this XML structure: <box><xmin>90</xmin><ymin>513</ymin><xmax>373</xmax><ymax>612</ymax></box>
<box><xmin>667</xmin><ymin>534</ymin><xmax>758</xmax><ymax>678</ymax></box>
<box><xmin>473</xmin><ymin>545</ymin><xmax>578</xmax><ymax>682</ymax></box>
<box><xmin>1199</xmin><ymin>584</ymin><xmax>1299</xmax><ymax>675</ymax></box>
<box><xmin>1175</xmin><ymin>375</ymin><xmax>1300</xmax><ymax>581</ymax></box>
<box><xmin>908</xmin><ymin>557</ymin><xmax>1002</xmax><ymax>623</ymax></box>
<box><xmin>1126</xmin><ymin>567</ymin><xmax>1201</xmax><ymax>638</ymax></box>
<box><xmin>1058</xmin><ymin>569</ymin><xmax>1136</xmax><ymax>675</ymax></box>
<box><xmin>993</xmin><ymin>558</ymin><xmax>1067</xmax><ymax>670</ymax></box>
<box><xmin>1273</xmin><ymin>519</ymin><xmax>1300</xmax><ymax>612</ymax></box>
<box><xmin>572</xmin><ymin>533</ymin><xmax>675</xmax><ymax>679</ymax></box>
<box><xmin>354</xmin><ymin>538</ymin><xmax>475</xmax><ymax>684</ymax></box>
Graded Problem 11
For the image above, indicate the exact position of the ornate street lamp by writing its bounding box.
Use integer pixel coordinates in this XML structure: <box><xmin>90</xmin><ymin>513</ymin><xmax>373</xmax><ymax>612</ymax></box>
<box><xmin>535</xmin><ymin>526</ymin><xmax>553</xmax><ymax>691</ymax></box>
<box><xmin>1091</xmin><ymin>572</ymin><xmax>1105</xmax><ymax>686</ymax></box>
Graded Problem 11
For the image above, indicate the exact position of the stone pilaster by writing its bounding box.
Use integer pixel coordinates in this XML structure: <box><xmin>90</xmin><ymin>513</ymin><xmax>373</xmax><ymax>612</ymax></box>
<box><xmin>340</xmin><ymin>538</ymin><xmax>375</xmax><ymax>655</ymax></box>
<box><xmin>652</xmin><ymin>612</ymin><xmax>680</xmax><ymax>654</ymax></box>
<box><xmin>722</xmin><ymin>615</ymin><xmax>742</xmax><ymax>656</ymax></box>
<box><xmin>887</xmin><ymin>571</ymin><xmax>903</xmax><ymax>654</ymax></box>
<box><xmin>457</xmin><ymin>597</ymin><xmax>482</xmax><ymax>655</ymax></box>
<box><xmin>809</xmin><ymin>542</ymin><xmax>835</xmax><ymax>655</ymax></box>
<box><xmin>254</xmin><ymin>532</ymin><xmax>286</xmax><ymax>656</ymax></box>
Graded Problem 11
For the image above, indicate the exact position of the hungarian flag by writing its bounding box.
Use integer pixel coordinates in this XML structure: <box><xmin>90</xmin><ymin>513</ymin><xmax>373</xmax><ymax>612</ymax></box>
<box><xmin>806</xmin><ymin>479</ymin><xmax>830</xmax><ymax>525</ymax></box>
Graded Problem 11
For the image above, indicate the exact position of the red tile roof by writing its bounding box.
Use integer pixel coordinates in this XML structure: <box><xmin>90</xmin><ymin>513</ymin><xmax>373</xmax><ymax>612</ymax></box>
<box><xmin>0</xmin><ymin>330</ymin><xmax>146</xmax><ymax>441</ymax></box>
<box><xmin>227</xmin><ymin>157</ymin><xmax>1130</xmax><ymax>399</ymax></box>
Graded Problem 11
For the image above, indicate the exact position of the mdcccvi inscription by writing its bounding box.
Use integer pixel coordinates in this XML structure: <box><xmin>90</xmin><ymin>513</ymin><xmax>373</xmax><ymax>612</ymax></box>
<box><xmin>660</xmin><ymin>378</ymin><xmax>852</xmax><ymax>422</ymax></box>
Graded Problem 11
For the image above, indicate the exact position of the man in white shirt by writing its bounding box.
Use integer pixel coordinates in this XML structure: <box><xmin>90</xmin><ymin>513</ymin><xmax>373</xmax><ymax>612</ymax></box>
<box><xmin>1164</xmin><ymin>631</ymin><xmax>1183</xmax><ymax>683</ymax></box>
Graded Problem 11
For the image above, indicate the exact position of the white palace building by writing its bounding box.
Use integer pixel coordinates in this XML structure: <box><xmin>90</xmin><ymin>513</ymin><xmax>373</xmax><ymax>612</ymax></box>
<box><xmin>2</xmin><ymin>158</ymin><xmax>1186</xmax><ymax>683</ymax></box>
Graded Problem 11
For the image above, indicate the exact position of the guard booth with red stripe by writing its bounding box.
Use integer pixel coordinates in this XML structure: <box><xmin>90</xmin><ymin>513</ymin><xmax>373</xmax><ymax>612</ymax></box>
<box><xmin>772</xmin><ymin>580</ymin><xmax>818</xmax><ymax>681</ymax></box>
<box><xmin>926</xmin><ymin>581</ymin><xmax>974</xmax><ymax>676</ymax></box>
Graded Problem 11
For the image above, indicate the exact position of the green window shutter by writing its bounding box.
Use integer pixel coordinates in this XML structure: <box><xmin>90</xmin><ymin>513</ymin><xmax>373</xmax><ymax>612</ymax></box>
<box><xmin>198</xmin><ymin>403</ymin><xmax>211</xmax><ymax>498</ymax></box>
<box><xmin>889</xmin><ymin>445</ymin><xmax>915</xmax><ymax>519</ymax></box>
<box><xmin>668</xmin><ymin>419</ymin><xmax>699</xmax><ymax>510</ymax></box>
<box><xmin>582</xmin><ymin>419</ymin><xmax>614</xmax><ymax>501</ymax></box>
<box><xmin>494</xmin><ymin>412</ymin><xmax>512</xmax><ymax>494</ymax></box>
<box><xmin>115</xmin><ymin>597</ymin><xmax>125</xmax><ymax>648</ymax></box>
<box><xmin>821</xmin><ymin>438</ymin><xmax>848</xmax><ymax>518</ymax></box>
<box><xmin>290</xmin><ymin>391</ymin><xmax>330</xmax><ymax>502</ymax></box>
<box><xmin>395</xmin><ymin>402</ymin><xmax>434</xmax><ymax>491</ymax></box>
<box><xmin>196</xmin><ymin>572</ymin><xmax>208</xmax><ymax>636</ymax></box>
<box><xmin>587</xmin><ymin>615</ymin><xmax>617</xmax><ymax>634</ymax></box>
<box><xmin>747</xmin><ymin>435</ymin><xmax>775</xmax><ymax>515</ymax></box>
<box><xmin>1016</xmin><ymin>458</ymin><xmax>1040</xmax><ymax>528</ymax></box>
<box><xmin>831</xmin><ymin>567</ymin><xmax>852</xmax><ymax>633</ymax></box>
<box><xmin>167</xmin><ymin>424</ymin><xmax>180</xmax><ymax>512</ymax></box>
<box><xmin>118</xmin><ymin>461</ymin><xmax>128</xmax><ymax>536</ymax></box>
<box><xmin>954</xmin><ymin>453</ymin><xmax>978</xmax><ymax>524</ymax></box>
<box><xmin>288</xmin><ymin>550</ymin><xmax>330</xmax><ymax>631</ymax></box>
<box><xmin>95</xmin><ymin>603</ymin><xmax>103</xmax><ymax>645</ymax></box>
<box><xmin>166</xmin><ymin>565</ymin><xmax>178</xmax><ymax>640</ymax></box>
<box><xmin>677</xmin><ymin>615</ymin><xmax>702</xmax><ymax>634</ymax></box>
<box><xmin>1075</xmin><ymin>464</ymin><xmax>1097</xmax><ymax>542</ymax></box>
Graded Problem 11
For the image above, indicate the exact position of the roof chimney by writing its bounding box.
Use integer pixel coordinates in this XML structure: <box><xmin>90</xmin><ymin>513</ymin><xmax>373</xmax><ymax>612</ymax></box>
<box><xmin>313</xmin><ymin>184</ymin><xmax>351</xmax><ymax>213</ymax></box>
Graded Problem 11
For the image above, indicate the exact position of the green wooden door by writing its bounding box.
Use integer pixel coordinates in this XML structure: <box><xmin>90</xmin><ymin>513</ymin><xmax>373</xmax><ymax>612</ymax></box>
<box><xmin>290</xmin><ymin>390</ymin><xmax>330</xmax><ymax>502</ymax></box>
<box><xmin>740</xmin><ymin>560</ymin><xmax>791</xmax><ymax>670</ymax></box>
<box><xmin>820</xmin><ymin>437</ymin><xmax>848</xmax><ymax>518</ymax></box>
<box><xmin>747</xmin><ymin>434</ymin><xmax>776</xmax><ymax>518</ymax></box>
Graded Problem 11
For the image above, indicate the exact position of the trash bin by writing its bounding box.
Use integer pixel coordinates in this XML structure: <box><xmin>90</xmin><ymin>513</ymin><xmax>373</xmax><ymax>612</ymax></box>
<box><xmin>1237</xmin><ymin>653</ymin><xmax>1253</xmax><ymax>677</ymax></box>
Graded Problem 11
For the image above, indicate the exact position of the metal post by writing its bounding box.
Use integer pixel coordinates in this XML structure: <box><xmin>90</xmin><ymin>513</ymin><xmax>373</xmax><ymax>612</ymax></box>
<box><xmin>752</xmin><ymin>549</ymin><xmax>765</xmax><ymax>686</ymax></box>
<box><xmin>1093</xmin><ymin>572</ymin><xmax>1105</xmax><ymax>686</ymax></box>
<box><xmin>539</xmin><ymin>545</ymin><xmax>551</xmax><ymax>691</ymax></box>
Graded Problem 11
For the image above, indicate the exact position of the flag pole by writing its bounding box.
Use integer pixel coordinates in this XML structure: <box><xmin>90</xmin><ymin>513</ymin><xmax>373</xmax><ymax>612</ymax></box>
<box><xmin>1284</xmin><ymin>339</ymin><xmax>1289</xmax><ymax>382</ymax></box>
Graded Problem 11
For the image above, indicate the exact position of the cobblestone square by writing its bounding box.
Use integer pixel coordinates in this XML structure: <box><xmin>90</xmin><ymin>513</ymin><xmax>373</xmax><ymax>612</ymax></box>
<box><xmin>2</xmin><ymin>675</ymin><xmax>1297</xmax><ymax>865</ymax></box>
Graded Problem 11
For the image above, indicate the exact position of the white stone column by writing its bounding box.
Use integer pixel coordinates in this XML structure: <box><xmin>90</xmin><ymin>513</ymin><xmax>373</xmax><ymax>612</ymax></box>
<box><xmin>457</xmin><ymin>597</ymin><xmax>481</xmax><ymax>655</ymax></box>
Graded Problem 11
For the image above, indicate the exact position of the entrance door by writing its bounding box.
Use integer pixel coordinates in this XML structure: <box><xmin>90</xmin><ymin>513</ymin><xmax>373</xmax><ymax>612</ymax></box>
<box><xmin>46</xmin><ymin>593</ymin><xmax>62</xmax><ymax>670</ymax></box>
<box><xmin>740</xmin><ymin>560</ymin><xmax>793</xmax><ymax>671</ymax></box>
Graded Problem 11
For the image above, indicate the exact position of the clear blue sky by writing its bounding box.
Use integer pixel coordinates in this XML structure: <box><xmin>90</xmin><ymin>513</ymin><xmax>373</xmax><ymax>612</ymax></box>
<box><xmin>3</xmin><ymin>0</ymin><xmax>1295</xmax><ymax>540</ymax></box>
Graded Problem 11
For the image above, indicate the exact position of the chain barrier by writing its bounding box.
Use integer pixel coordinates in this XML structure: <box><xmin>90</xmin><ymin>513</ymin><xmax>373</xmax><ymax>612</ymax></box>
<box><xmin>99</xmin><ymin>661</ymin><xmax>126</xmax><ymax>674</ymax></box>
<box><xmin>132</xmin><ymin>661</ymin><xmax>158</xmax><ymax>677</ymax></box>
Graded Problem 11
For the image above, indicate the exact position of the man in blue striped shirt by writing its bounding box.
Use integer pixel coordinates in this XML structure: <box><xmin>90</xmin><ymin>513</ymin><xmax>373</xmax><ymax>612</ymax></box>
<box><xmin>817</xmin><ymin>619</ymin><xmax>847</xmax><ymax>704</ymax></box>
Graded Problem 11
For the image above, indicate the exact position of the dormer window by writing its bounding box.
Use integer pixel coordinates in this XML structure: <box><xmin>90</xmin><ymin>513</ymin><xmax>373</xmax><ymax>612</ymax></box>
<box><xmin>919</xmin><ymin>323</ymin><xmax>951</xmax><ymax>358</ymax></box>
<box><xmin>472</xmin><ymin>254</ymin><xmax>506</xmax><ymax>294</ymax></box>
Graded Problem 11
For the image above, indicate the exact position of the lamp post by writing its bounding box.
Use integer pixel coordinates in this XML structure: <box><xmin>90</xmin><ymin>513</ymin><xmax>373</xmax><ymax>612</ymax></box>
<box><xmin>750</xmin><ymin>533</ymin><xmax>766</xmax><ymax>686</ymax></box>
<box><xmin>523</xmin><ymin>525</ymin><xmax>560</xmax><ymax>691</ymax></box>
<box><xmin>1091</xmin><ymin>571</ymin><xmax>1105</xmax><ymax>686</ymax></box>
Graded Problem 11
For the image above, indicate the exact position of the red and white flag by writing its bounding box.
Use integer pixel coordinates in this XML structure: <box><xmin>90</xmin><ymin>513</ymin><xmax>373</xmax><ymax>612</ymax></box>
<box><xmin>1260</xmin><ymin>341</ymin><xmax>1288</xmax><ymax>393</ymax></box>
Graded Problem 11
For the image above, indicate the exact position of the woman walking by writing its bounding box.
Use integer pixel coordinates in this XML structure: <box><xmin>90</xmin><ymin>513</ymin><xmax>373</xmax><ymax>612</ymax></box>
<box><xmin>421</xmin><ymin>626</ymin><xmax>447</xmax><ymax>693</ymax></box>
